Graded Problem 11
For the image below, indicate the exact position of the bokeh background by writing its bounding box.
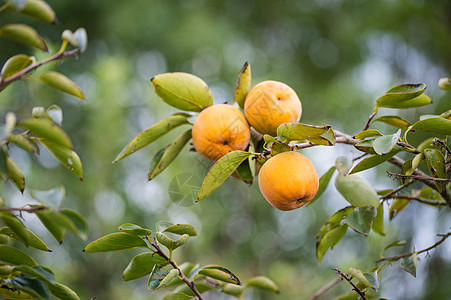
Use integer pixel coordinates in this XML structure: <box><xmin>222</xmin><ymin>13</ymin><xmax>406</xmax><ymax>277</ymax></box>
<box><xmin>1</xmin><ymin>0</ymin><xmax>451</xmax><ymax>299</ymax></box>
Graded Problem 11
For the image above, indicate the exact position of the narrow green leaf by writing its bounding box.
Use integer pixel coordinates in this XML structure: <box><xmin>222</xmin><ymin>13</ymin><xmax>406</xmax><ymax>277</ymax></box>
<box><xmin>156</xmin><ymin>269</ymin><xmax>179</xmax><ymax>289</ymax></box>
<box><xmin>48</xmin><ymin>282</ymin><xmax>80</xmax><ymax>300</ymax></box>
<box><xmin>12</xmin><ymin>265</ymin><xmax>55</xmax><ymax>285</ymax></box>
<box><xmin>354</xmin><ymin>139</ymin><xmax>376</xmax><ymax>154</ymax></box>
<box><xmin>372</xmin><ymin>204</ymin><xmax>385</xmax><ymax>236</ymax></box>
<box><xmin>20</xmin><ymin>118</ymin><xmax>72</xmax><ymax>149</ymax></box>
<box><xmin>335</xmin><ymin>174</ymin><xmax>380</xmax><ymax>207</ymax></box>
<box><xmin>372</xmin><ymin>116</ymin><xmax>411</xmax><ymax>130</ymax></box>
<box><xmin>350</xmin><ymin>148</ymin><xmax>401</xmax><ymax>174</ymax></box>
<box><xmin>4</xmin><ymin>276</ymin><xmax>49</xmax><ymax>300</ymax></box>
<box><xmin>114</xmin><ymin>114</ymin><xmax>190</xmax><ymax>162</ymax></box>
<box><xmin>345</xmin><ymin>206</ymin><xmax>377</xmax><ymax>236</ymax></box>
<box><xmin>148</xmin><ymin>265</ymin><xmax>169</xmax><ymax>291</ymax></box>
<box><xmin>328</xmin><ymin>206</ymin><xmax>354</xmax><ymax>226</ymax></box>
<box><xmin>118</xmin><ymin>223</ymin><xmax>152</xmax><ymax>236</ymax></box>
<box><xmin>408</xmin><ymin>116</ymin><xmax>451</xmax><ymax>136</ymax></box>
<box><xmin>0</xmin><ymin>245</ymin><xmax>37</xmax><ymax>266</ymax></box>
<box><xmin>0</xmin><ymin>54</ymin><xmax>33</xmax><ymax>81</ymax></box>
<box><xmin>380</xmin><ymin>240</ymin><xmax>407</xmax><ymax>259</ymax></box>
<box><xmin>222</xmin><ymin>283</ymin><xmax>245</xmax><ymax>296</ymax></box>
<box><xmin>156</xmin><ymin>232</ymin><xmax>189</xmax><ymax>251</ymax></box>
<box><xmin>148</xmin><ymin>129</ymin><xmax>192</xmax><ymax>180</ymax></box>
<box><xmin>235</xmin><ymin>157</ymin><xmax>254</xmax><ymax>185</ymax></box>
<box><xmin>198</xmin><ymin>265</ymin><xmax>241</xmax><ymax>285</ymax></box>
<box><xmin>6</xmin><ymin>156</ymin><xmax>25</xmax><ymax>192</ymax></box>
<box><xmin>372</xmin><ymin>129</ymin><xmax>401</xmax><ymax>155</ymax></box>
<box><xmin>400</xmin><ymin>247</ymin><xmax>417</xmax><ymax>277</ymax></box>
<box><xmin>348</xmin><ymin>267</ymin><xmax>373</xmax><ymax>288</ymax></box>
<box><xmin>316</xmin><ymin>224</ymin><xmax>348</xmax><ymax>263</ymax></box>
<box><xmin>0</xmin><ymin>23</ymin><xmax>48</xmax><ymax>51</ymax></box>
<box><xmin>40</xmin><ymin>140</ymin><xmax>82</xmax><ymax>180</ymax></box>
<box><xmin>276</xmin><ymin>123</ymin><xmax>335</xmax><ymax>145</ymax></box>
<box><xmin>424</xmin><ymin>148</ymin><xmax>447</xmax><ymax>193</ymax></box>
<box><xmin>269</xmin><ymin>140</ymin><xmax>292</xmax><ymax>156</ymax></box>
<box><xmin>197</xmin><ymin>151</ymin><xmax>252</xmax><ymax>201</ymax></box>
<box><xmin>376</xmin><ymin>83</ymin><xmax>426</xmax><ymax>107</ymax></box>
<box><xmin>0</xmin><ymin>226</ymin><xmax>51</xmax><ymax>252</ymax></box>
<box><xmin>0</xmin><ymin>212</ymin><xmax>29</xmax><ymax>245</ymax></box>
<box><xmin>246</xmin><ymin>276</ymin><xmax>280</xmax><ymax>294</ymax></box>
<box><xmin>354</xmin><ymin>129</ymin><xmax>383</xmax><ymax>139</ymax></box>
<box><xmin>39</xmin><ymin>72</ymin><xmax>85</xmax><ymax>100</ymax></box>
<box><xmin>417</xmin><ymin>187</ymin><xmax>446</xmax><ymax>203</ymax></box>
<box><xmin>162</xmin><ymin>292</ymin><xmax>192</xmax><ymax>300</ymax></box>
<box><xmin>151</xmin><ymin>72</ymin><xmax>213</xmax><ymax>112</ymax></box>
<box><xmin>7</xmin><ymin>133</ymin><xmax>39</xmax><ymax>153</ymax></box>
<box><xmin>163</xmin><ymin>224</ymin><xmax>197</xmax><ymax>236</ymax></box>
<box><xmin>235</xmin><ymin>61</ymin><xmax>251</xmax><ymax>109</ymax></box>
<box><xmin>61</xmin><ymin>209</ymin><xmax>88</xmax><ymax>239</ymax></box>
<box><xmin>84</xmin><ymin>232</ymin><xmax>148</xmax><ymax>252</ymax></box>
<box><xmin>5</xmin><ymin>0</ymin><xmax>56</xmax><ymax>24</ymax></box>
<box><xmin>308</xmin><ymin>166</ymin><xmax>335</xmax><ymax>206</ymax></box>
<box><xmin>34</xmin><ymin>208</ymin><xmax>78</xmax><ymax>243</ymax></box>
<box><xmin>123</xmin><ymin>252</ymin><xmax>167</xmax><ymax>281</ymax></box>
<box><xmin>389</xmin><ymin>198</ymin><xmax>410</xmax><ymax>219</ymax></box>
<box><xmin>381</xmin><ymin>94</ymin><xmax>432</xmax><ymax>109</ymax></box>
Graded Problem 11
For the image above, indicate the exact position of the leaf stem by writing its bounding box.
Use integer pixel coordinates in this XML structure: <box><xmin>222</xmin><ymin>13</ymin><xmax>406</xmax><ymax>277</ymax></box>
<box><xmin>363</xmin><ymin>107</ymin><xmax>378</xmax><ymax>131</ymax></box>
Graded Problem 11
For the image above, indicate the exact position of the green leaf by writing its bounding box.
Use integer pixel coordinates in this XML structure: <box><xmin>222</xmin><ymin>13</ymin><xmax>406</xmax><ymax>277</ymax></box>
<box><xmin>0</xmin><ymin>244</ymin><xmax>37</xmax><ymax>266</ymax></box>
<box><xmin>148</xmin><ymin>265</ymin><xmax>169</xmax><ymax>291</ymax></box>
<box><xmin>438</xmin><ymin>77</ymin><xmax>451</xmax><ymax>91</ymax></box>
<box><xmin>40</xmin><ymin>140</ymin><xmax>83</xmax><ymax>180</ymax></box>
<box><xmin>417</xmin><ymin>187</ymin><xmax>446</xmax><ymax>203</ymax></box>
<box><xmin>84</xmin><ymin>232</ymin><xmax>148</xmax><ymax>252</ymax></box>
<box><xmin>389</xmin><ymin>198</ymin><xmax>410</xmax><ymax>219</ymax></box>
<box><xmin>245</xmin><ymin>276</ymin><xmax>280</xmax><ymax>294</ymax></box>
<box><xmin>372</xmin><ymin>204</ymin><xmax>385</xmax><ymax>236</ymax></box>
<box><xmin>0</xmin><ymin>212</ymin><xmax>29</xmax><ymax>245</ymax></box>
<box><xmin>354</xmin><ymin>139</ymin><xmax>376</xmax><ymax>154</ymax></box>
<box><xmin>345</xmin><ymin>206</ymin><xmax>377</xmax><ymax>236</ymax></box>
<box><xmin>4</xmin><ymin>276</ymin><xmax>49</xmax><ymax>300</ymax></box>
<box><xmin>163</xmin><ymin>224</ymin><xmax>197</xmax><ymax>236</ymax></box>
<box><xmin>350</xmin><ymin>148</ymin><xmax>401</xmax><ymax>174</ymax></box>
<box><xmin>400</xmin><ymin>247</ymin><xmax>417</xmax><ymax>277</ymax></box>
<box><xmin>0</xmin><ymin>226</ymin><xmax>51</xmax><ymax>252</ymax></box>
<box><xmin>123</xmin><ymin>252</ymin><xmax>167</xmax><ymax>281</ymax></box>
<box><xmin>372</xmin><ymin>116</ymin><xmax>411</xmax><ymax>130</ymax></box>
<box><xmin>235</xmin><ymin>61</ymin><xmax>251</xmax><ymax>109</ymax></box>
<box><xmin>382</xmin><ymin>94</ymin><xmax>432</xmax><ymax>109</ymax></box>
<box><xmin>0</xmin><ymin>54</ymin><xmax>34</xmax><ymax>82</ymax></box>
<box><xmin>7</xmin><ymin>133</ymin><xmax>39</xmax><ymax>153</ymax></box>
<box><xmin>39</xmin><ymin>72</ymin><xmax>85</xmax><ymax>100</ymax></box>
<box><xmin>151</xmin><ymin>72</ymin><xmax>213</xmax><ymax>112</ymax></box>
<box><xmin>316</xmin><ymin>224</ymin><xmax>348</xmax><ymax>263</ymax></box>
<box><xmin>5</xmin><ymin>0</ymin><xmax>57</xmax><ymax>24</ymax></box>
<box><xmin>48</xmin><ymin>282</ymin><xmax>80</xmax><ymax>300</ymax></box>
<box><xmin>376</xmin><ymin>83</ymin><xmax>426</xmax><ymax>108</ymax></box>
<box><xmin>114</xmin><ymin>114</ymin><xmax>190</xmax><ymax>162</ymax></box>
<box><xmin>222</xmin><ymin>283</ymin><xmax>245</xmax><ymax>296</ymax></box>
<box><xmin>156</xmin><ymin>232</ymin><xmax>189</xmax><ymax>251</ymax></box>
<box><xmin>335</xmin><ymin>152</ymin><xmax>353</xmax><ymax>176</ymax></box>
<box><xmin>235</xmin><ymin>157</ymin><xmax>254</xmax><ymax>185</ymax></box>
<box><xmin>328</xmin><ymin>206</ymin><xmax>354</xmax><ymax>226</ymax></box>
<box><xmin>118</xmin><ymin>223</ymin><xmax>152</xmax><ymax>236</ymax></box>
<box><xmin>198</xmin><ymin>265</ymin><xmax>241</xmax><ymax>285</ymax></box>
<box><xmin>34</xmin><ymin>208</ymin><xmax>78</xmax><ymax>243</ymax></box>
<box><xmin>197</xmin><ymin>150</ymin><xmax>252</xmax><ymax>201</ymax></box>
<box><xmin>348</xmin><ymin>267</ymin><xmax>373</xmax><ymax>289</ymax></box>
<box><xmin>380</xmin><ymin>240</ymin><xmax>407</xmax><ymax>259</ymax></box>
<box><xmin>148</xmin><ymin>129</ymin><xmax>192</xmax><ymax>180</ymax></box>
<box><xmin>162</xmin><ymin>292</ymin><xmax>192</xmax><ymax>300</ymax></box>
<box><xmin>6</xmin><ymin>156</ymin><xmax>25</xmax><ymax>192</ymax></box>
<box><xmin>20</xmin><ymin>118</ymin><xmax>72</xmax><ymax>149</ymax></box>
<box><xmin>408</xmin><ymin>116</ymin><xmax>451</xmax><ymax>136</ymax></box>
<box><xmin>424</xmin><ymin>148</ymin><xmax>447</xmax><ymax>193</ymax></box>
<box><xmin>372</xmin><ymin>129</ymin><xmax>401</xmax><ymax>155</ymax></box>
<box><xmin>335</xmin><ymin>174</ymin><xmax>380</xmax><ymax>207</ymax></box>
<box><xmin>353</xmin><ymin>129</ymin><xmax>383</xmax><ymax>139</ymax></box>
<box><xmin>155</xmin><ymin>269</ymin><xmax>179</xmax><ymax>289</ymax></box>
<box><xmin>0</xmin><ymin>23</ymin><xmax>48</xmax><ymax>51</ymax></box>
<box><xmin>12</xmin><ymin>265</ymin><xmax>55</xmax><ymax>285</ymax></box>
<box><xmin>276</xmin><ymin>123</ymin><xmax>335</xmax><ymax>145</ymax></box>
<box><xmin>308</xmin><ymin>166</ymin><xmax>335</xmax><ymax>206</ymax></box>
<box><xmin>61</xmin><ymin>209</ymin><xmax>88</xmax><ymax>239</ymax></box>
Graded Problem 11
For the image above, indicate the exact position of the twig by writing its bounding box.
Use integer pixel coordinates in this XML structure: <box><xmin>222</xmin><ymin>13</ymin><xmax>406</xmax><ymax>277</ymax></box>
<box><xmin>379</xmin><ymin>181</ymin><xmax>414</xmax><ymax>200</ymax></box>
<box><xmin>149</xmin><ymin>237</ymin><xmax>204</xmax><ymax>300</ymax></box>
<box><xmin>332</xmin><ymin>268</ymin><xmax>368</xmax><ymax>300</ymax></box>
<box><xmin>0</xmin><ymin>206</ymin><xmax>48</xmax><ymax>213</ymax></box>
<box><xmin>308</xmin><ymin>277</ymin><xmax>342</xmax><ymax>300</ymax></box>
<box><xmin>386</xmin><ymin>171</ymin><xmax>451</xmax><ymax>182</ymax></box>
<box><xmin>363</xmin><ymin>108</ymin><xmax>377</xmax><ymax>131</ymax></box>
<box><xmin>0</xmin><ymin>48</ymin><xmax>80</xmax><ymax>91</ymax></box>
<box><xmin>391</xmin><ymin>194</ymin><xmax>447</xmax><ymax>206</ymax></box>
<box><xmin>377</xmin><ymin>231</ymin><xmax>451</xmax><ymax>263</ymax></box>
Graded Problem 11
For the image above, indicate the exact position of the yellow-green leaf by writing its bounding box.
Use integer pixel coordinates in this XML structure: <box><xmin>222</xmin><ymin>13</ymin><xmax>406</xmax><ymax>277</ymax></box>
<box><xmin>114</xmin><ymin>114</ymin><xmax>190</xmax><ymax>162</ymax></box>
<box><xmin>372</xmin><ymin>116</ymin><xmax>412</xmax><ymax>130</ymax></box>
<box><xmin>372</xmin><ymin>203</ymin><xmax>385</xmax><ymax>236</ymax></box>
<box><xmin>235</xmin><ymin>61</ymin><xmax>251</xmax><ymax>109</ymax></box>
<box><xmin>0</xmin><ymin>244</ymin><xmax>37</xmax><ymax>266</ymax></box>
<box><xmin>123</xmin><ymin>252</ymin><xmax>167</xmax><ymax>281</ymax></box>
<box><xmin>389</xmin><ymin>198</ymin><xmax>410</xmax><ymax>219</ymax></box>
<box><xmin>316</xmin><ymin>224</ymin><xmax>348</xmax><ymax>263</ymax></box>
<box><xmin>198</xmin><ymin>265</ymin><xmax>241</xmax><ymax>285</ymax></box>
<box><xmin>376</xmin><ymin>83</ymin><xmax>426</xmax><ymax>108</ymax></box>
<box><xmin>438</xmin><ymin>77</ymin><xmax>451</xmax><ymax>91</ymax></box>
<box><xmin>350</xmin><ymin>148</ymin><xmax>401</xmax><ymax>174</ymax></box>
<box><xmin>84</xmin><ymin>232</ymin><xmax>148</xmax><ymax>252</ymax></box>
<box><xmin>354</xmin><ymin>129</ymin><xmax>383</xmax><ymax>139</ymax></box>
<box><xmin>0</xmin><ymin>23</ymin><xmax>47</xmax><ymax>51</ymax></box>
<box><xmin>48</xmin><ymin>282</ymin><xmax>80</xmax><ymax>300</ymax></box>
<box><xmin>40</xmin><ymin>140</ymin><xmax>83</xmax><ymax>180</ymax></box>
<box><xmin>6</xmin><ymin>156</ymin><xmax>25</xmax><ymax>192</ymax></box>
<box><xmin>0</xmin><ymin>213</ymin><xmax>29</xmax><ymax>245</ymax></box>
<box><xmin>408</xmin><ymin>116</ymin><xmax>451</xmax><ymax>136</ymax></box>
<box><xmin>7</xmin><ymin>133</ymin><xmax>39</xmax><ymax>153</ymax></box>
<box><xmin>246</xmin><ymin>276</ymin><xmax>280</xmax><ymax>294</ymax></box>
<box><xmin>0</xmin><ymin>226</ymin><xmax>51</xmax><ymax>252</ymax></box>
<box><xmin>156</xmin><ymin>232</ymin><xmax>189</xmax><ymax>251</ymax></box>
<box><xmin>424</xmin><ymin>148</ymin><xmax>447</xmax><ymax>193</ymax></box>
<box><xmin>0</xmin><ymin>54</ymin><xmax>34</xmax><ymax>82</ymax></box>
<box><xmin>118</xmin><ymin>223</ymin><xmax>152</xmax><ymax>236</ymax></box>
<box><xmin>20</xmin><ymin>118</ymin><xmax>72</xmax><ymax>149</ymax></box>
<box><xmin>40</xmin><ymin>71</ymin><xmax>85</xmax><ymax>99</ymax></box>
<box><xmin>5</xmin><ymin>0</ymin><xmax>56</xmax><ymax>24</ymax></box>
<box><xmin>277</xmin><ymin>123</ymin><xmax>335</xmax><ymax>145</ymax></box>
<box><xmin>151</xmin><ymin>72</ymin><xmax>213</xmax><ymax>112</ymax></box>
<box><xmin>308</xmin><ymin>166</ymin><xmax>335</xmax><ymax>206</ymax></box>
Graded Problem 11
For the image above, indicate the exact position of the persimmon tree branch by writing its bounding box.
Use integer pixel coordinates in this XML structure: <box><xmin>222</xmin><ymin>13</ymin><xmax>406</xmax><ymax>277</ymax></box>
<box><xmin>390</xmin><ymin>194</ymin><xmax>447</xmax><ymax>206</ymax></box>
<box><xmin>0</xmin><ymin>47</ymin><xmax>80</xmax><ymax>91</ymax></box>
<box><xmin>377</xmin><ymin>231</ymin><xmax>451</xmax><ymax>263</ymax></box>
<box><xmin>308</xmin><ymin>277</ymin><xmax>342</xmax><ymax>300</ymax></box>
<box><xmin>148</xmin><ymin>237</ymin><xmax>204</xmax><ymax>300</ymax></box>
<box><xmin>387</xmin><ymin>172</ymin><xmax>451</xmax><ymax>182</ymax></box>
<box><xmin>0</xmin><ymin>206</ymin><xmax>48</xmax><ymax>212</ymax></box>
<box><xmin>332</xmin><ymin>268</ymin><xmax>368</xmax><ymax>300</ymax></box>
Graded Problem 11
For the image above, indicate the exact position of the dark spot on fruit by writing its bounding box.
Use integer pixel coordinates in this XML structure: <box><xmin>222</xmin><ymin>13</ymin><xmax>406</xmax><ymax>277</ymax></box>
<box><xmin>223</xmin><ymin>141</ymin><xmax>228</xmax><ymax>145</ymax></box>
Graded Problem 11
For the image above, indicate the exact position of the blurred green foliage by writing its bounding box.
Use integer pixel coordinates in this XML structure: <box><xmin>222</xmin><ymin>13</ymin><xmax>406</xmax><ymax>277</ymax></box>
<box><xmin>1</xmin><ymin>0</ymin><xmax>450</xmax><ymax>299</ymax></box>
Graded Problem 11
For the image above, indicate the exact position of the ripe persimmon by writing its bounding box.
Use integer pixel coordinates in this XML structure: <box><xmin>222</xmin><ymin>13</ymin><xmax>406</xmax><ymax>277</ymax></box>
<box><xmin>258</xmin><ymin>151</ymin><xmax>318</xmax><ymax>211</ymax></box>
<box><xmin>244</xmin><ymin>80</ymin><xmax>302</xmax><ymax>136</ymax></box>
<box><xmin>192</xmin><ymin>104</ymin><xmax>250</xmax><ymax>161</ymax></box>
